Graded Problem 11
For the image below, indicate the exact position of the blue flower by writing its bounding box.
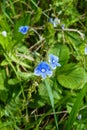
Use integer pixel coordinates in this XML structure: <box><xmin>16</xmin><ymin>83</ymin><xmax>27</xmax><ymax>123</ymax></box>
<box><xmin>49</xmin><ymin>18</ymin><xmax>54</xmax><ymax>25</ymax></box>
<box><xmin>2</xmin><ymin>31</ymin><xmax>7</xmax><ymax>37</ymax></box>
<box><xmin>85</xmin><ymin>46</ymin><xmax>87</xmax><ymax>55</ymax></box>
<box><xmin>61</xmin><ymin>24</ymin><xmax>65</xmax><ymax>30</ymax></box>
<box><xmin>49</xmin><ymin>54</ymin><xmax>61</xmax><ymax>69</ymax></box>
<box><xmin>49</xmin><ymin>17</ymin><xmax>60</xmax><ymax>27</ymax></box>
<box><xmin>53</xmin><ymin>18</ymin><xmax>60</xmax><ymax>27</ymax></box>
<box><xmin>34</xmin><ymin>62</ymin><xmax>52</xmax><ymax>79</ymax></box>
<box><xmin>77</xmin><ymin>114</ymin><xmax>82</xmax><ymax>120</ymax></box>
<box><xmin>18</xmin><ymin>26</ymin><xmax>29</xmax><ymax>34</ymax></box>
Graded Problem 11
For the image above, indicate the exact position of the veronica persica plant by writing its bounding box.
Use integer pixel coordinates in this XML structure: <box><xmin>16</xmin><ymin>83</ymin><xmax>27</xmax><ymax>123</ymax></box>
<box><xmin>34</xmin><ymin>58</ymin><xmax>59</xmax><ymax>129</ymax></box>
<box><xmin>34</xmin><ymin>61</ymin><xmax>52</xmax><ymax>79</ymax></box>
<box><xmin>49</xmin><ymin>54</ymin><xmax>61</xmax><ymax>69</ymax></box>
<box><xmin>34</xmin><ymin>61</ymin><xmax>59</xmax><ymax>129</ymax></box>
<box><xmin>18</xmin><ymin>26</ymin><xmax>29</xmax><ymax>34</ymax></box>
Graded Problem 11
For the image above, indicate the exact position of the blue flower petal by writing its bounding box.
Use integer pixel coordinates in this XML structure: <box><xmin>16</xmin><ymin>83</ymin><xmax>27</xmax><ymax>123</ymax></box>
<box><xmin>41</xmin><ymin>73</ymin><xmax>47</xmax><ymax>79</ymax></box>
<box><xmin>50</xmin><ymin>64</ymin><xmax>56</xmax><ymax>69</ymax></box>
<box><xmin>46</xmin><ymin>69</ymin><xmax>53</xmax><ymax>76</ymax></box>
<box><xmin>34</xmin><ymin>68</ymin><xmax>41</xmax><ymax>76</ymax></box>
<box><xmin>19</xmin><ymin>26</ymin><xmax>29</xmax><ymax>34</ymax></box>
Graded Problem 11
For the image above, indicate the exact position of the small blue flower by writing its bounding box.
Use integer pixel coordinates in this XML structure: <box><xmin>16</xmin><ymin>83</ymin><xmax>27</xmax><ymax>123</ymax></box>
<box><xmin>85</xmin><ymin>46</ymin><xmax>87</xmax><ymax>55</ymax></box>
<box><xmin>53</xmin><ymin>18</ymin><xmax>60</xmax><ymax>27</ymax></box>
<box><xmin>61</xmin><ymin>24</ymin><xmax>65</xmax><ymax>30</ymax></box>
<box><xmin>34</xmin><ymin>62</ymin><xmax>52</xmax><ymax>79</ymax></box>
<box><xmin>77</xmin><ymin>114</ymin><xmax>82</xmax><ymax>120</ymax></box>
<box><xmin>49</xmin><ymin>17</ymin><xmax>60</xmax><ymax>27</ymax></box>
<box><xmin>1</xmin><ymin>31</ymin><xmax>7</xmax><ymax>37</ymax></box>
<box><xmin>49</xmin><ymin>18</ymin><xmax>54</xmax><ymax>24</ymax></box>
<box><xmin>49</xmin><ymin>54</ymin><xmax>61</xmax><ymax>69</ymax></box>
<box><xmin>18</xmin><ymin>26</ymin><xmax>29</xmax><ymax>34</ymax></box>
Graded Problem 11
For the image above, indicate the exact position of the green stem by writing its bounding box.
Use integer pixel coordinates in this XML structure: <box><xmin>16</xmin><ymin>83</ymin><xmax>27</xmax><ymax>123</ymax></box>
<box><xmin>45</xmin><ymin>79</ymin><xmax>59</xmax><ymax>130</ymax></box>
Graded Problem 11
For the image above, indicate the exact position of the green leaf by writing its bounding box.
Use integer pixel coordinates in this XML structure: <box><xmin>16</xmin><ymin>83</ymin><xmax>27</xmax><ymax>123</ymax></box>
<box><xmin>0</xmin><ymin>90</ymin><xmax>8</xmax><ymax>103</ymax></box>
<box><xmin>17</xmin><ymin>72</ymin><xmax>34</xmax><ymax>80</ymax></box>
<box><xmin>38</xmin><ymin>81</ymin><xmax>61</xmax><ymax>104</ymax></box>
<box><xmin>0</xmin><ymin>121</ymin><xmax>14</xmax><ymax>130</ymax></box>
<box><xmin>8</xmin><ymin>78</ymin><xmax>19</xmax><ymax>85</ymax></box>
<box><xmin>1</xmin><ymin>60</ymin><xmax>9</xmax><ymax>66</ymax></box>
<box><xmin>38</xmin><ymin>82</ymin><xmax>49</xmax><ymax>102</ymax></box>
<box><xmin>8</xmin><ymin>54</ymin><xmax>31</xmax><ymax>69</ymax></box>
<box><xmin>0</xmin><ymin>35</ymin><xmax>11</xmax><ymax>51</ymax></box>
<box><xmin>0</xmin><ymin>70</ymin><xmax>8</xmax><ymax>103</ymax></box>
<box><xmin>29</xmin><ymin>94</ymin><xmax>45</xmax><ymax>108</ymax></box>
<box><xmin>57</xmin><ymin>64</ymin><xmax>86</xmax><ymax>89</ymax></box>
<box><xmin>59</xmin><ymin>44</ymin><xmax>70</xmax><ymax>65</ymax></box>
<box><xmin>0</xmin><ymin>70</ymin><xmax>6</xmax><ymax>90</ymax></box>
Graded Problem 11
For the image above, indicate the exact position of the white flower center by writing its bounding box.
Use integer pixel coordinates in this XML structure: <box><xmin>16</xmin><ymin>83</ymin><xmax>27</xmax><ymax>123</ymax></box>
<box><xmin>52</xmin><ymin>59</ymin><xmax>55</xmax><ymax>63</ymax></box>
<box><xmin>41</xmin><ymin>68</ymin><xmax>46</xmax><ymax>72</ymax></box>
<box><xmin>22</xmin><ymin>28</ymin><xmax>26</xmax><ymax>32</ymax></box>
